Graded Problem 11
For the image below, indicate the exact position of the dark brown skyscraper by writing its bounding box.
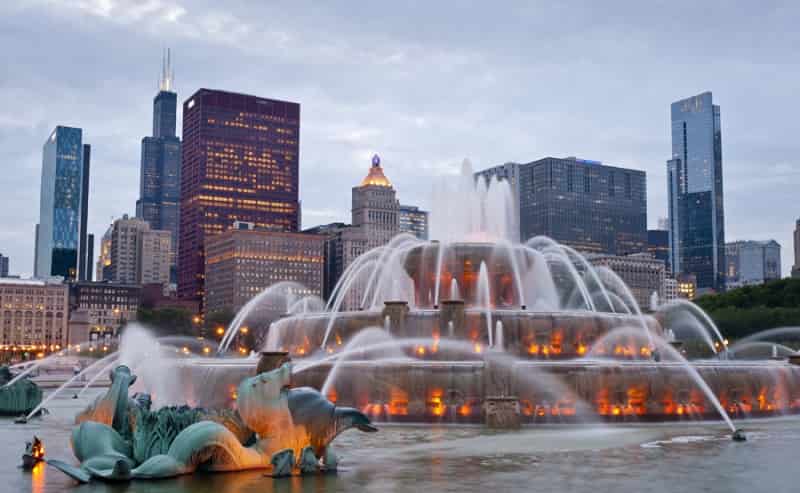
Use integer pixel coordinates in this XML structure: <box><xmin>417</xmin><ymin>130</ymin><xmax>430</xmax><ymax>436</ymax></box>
<box><xmin>178</xmin><ymin>89</ymin><xmax>300</xmax><ymax>303</ymax></box>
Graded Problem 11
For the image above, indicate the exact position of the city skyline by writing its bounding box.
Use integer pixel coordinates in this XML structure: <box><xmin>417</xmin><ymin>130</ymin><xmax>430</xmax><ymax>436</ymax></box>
<box><xmin>2</xmin><ymin>2</ymin><xmax>799</xmax><ymax>277</ymax></box>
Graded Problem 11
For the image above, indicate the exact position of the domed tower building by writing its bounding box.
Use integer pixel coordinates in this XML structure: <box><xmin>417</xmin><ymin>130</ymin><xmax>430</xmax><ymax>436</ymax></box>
<box><xmin>352</xmin><ymin>154</ymin><xmax>400</xmax><ymax>249</ymax></box>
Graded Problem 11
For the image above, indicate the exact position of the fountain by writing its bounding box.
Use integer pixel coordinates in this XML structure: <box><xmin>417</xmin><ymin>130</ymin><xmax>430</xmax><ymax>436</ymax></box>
<box><xmin>183</xmin><ymin>160</ymin><xmax>800</xmax><ymax>430</ymax></box>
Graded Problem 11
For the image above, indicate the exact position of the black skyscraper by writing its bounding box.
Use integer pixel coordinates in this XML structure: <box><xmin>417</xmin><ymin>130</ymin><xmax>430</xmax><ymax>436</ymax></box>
<box><xmin>78</xmin><ymin>144</ymin><xmax>91</xmax><ymax>280</ymax></box>
<box><xmin>136</xmin><ymin>49</ymin><xmax>181</xmax><ymax>283</ymax></box>
<box><xmin>518</xmin><ymin>157</ymin><xmax>647</xmax><ymax>255</ymax></box>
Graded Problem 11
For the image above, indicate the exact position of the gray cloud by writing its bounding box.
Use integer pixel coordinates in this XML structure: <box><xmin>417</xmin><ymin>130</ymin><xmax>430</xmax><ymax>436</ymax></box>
<box><xmin>1</xmin><ymin>0</ymin><xmax>798</xmax><ymax>277</ymax></box>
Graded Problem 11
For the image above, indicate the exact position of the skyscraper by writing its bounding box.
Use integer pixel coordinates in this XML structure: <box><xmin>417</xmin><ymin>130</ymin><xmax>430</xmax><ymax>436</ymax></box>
<box><xmin>36</xmin><ymin>126</ymin><xmax>87</xmax><ymax>280</ymax></box>
<box><xmin>136</xmin><ymin>50</ymin><xmax>181</xmax><ymax>283</ymax></box>
<box><xmin>667</xmin><ymin>92</ymin><xmax>726</xmax><ymax>293</ymax></box>
<box><xmin>0</xmin><ymin>253</ymin><xmax>8</xmax><ymax>277</ymax></box>
<box><xmin>399</xmin><ymin>204</ymin><xmax>429</xmax><ymax>240</ymax></box>
<box><xmin>793</xmin><ymin>219</ymin><xmax>800</xmax><ymax>278</ymax></box>
<box><xmin>352</xmin><ymin>154</ymin><xmax>399</xmax><ymax>249</ymax></box>
<box><xmin>107</xmin><ymin>214</ymin><xmax>172</xmax><ymax>285</ymax></box>
<box><xmin>725</xmin><ymin>240</ymin><xmax>781</xmax><ymax>288</ymax></box>
<box><xmin>647</xmin><ymin>229</ymin><xmax>670</xmax><ymax>271</ymax></box>
<box><xmin>518</xmin><ymin>156</ymin><xmax>647</xmax><ymax>254</ymax></box>
<box><xmin>178</xmin><ymin>89</ymin><xmax>300</xmax><ymax>302</ymax></box>
<box><xmin>78</xmin><ymin>144</ymin><xmax>91</xmax><ymax>280</ymax></box>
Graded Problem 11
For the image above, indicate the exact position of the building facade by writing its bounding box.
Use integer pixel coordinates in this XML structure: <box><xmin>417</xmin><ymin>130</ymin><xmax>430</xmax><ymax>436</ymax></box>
<box><xmin>179</xmin><ymin>89</ymin><xmax>301</xmax><ymax>303</ymax></box>
<box><xmin>661</xmin><ymin>277</ymin><xmax>678</xmax><ymax>305</ymax></box>
<box><xmin>675</xmin><ymin>273</ymin><xmax>697</xmax><ymax>300</ymax></box>
<box><xmin>518</xmin><ymin>156</ymin><xmax>647</xmax><ymax>254</ymax></box>
<box><xmin>78</xmin><ymin>144</ymin><xmax>92</xmax><ymax>280</ymax></box>
<box><xmin>136</xmin><ymin>51</ymin><xmax>181</xmax><ymax>282</ymax></box>
<box><xmin>69</xmin><ymin>281</ymin><xmax>141</xmax><ymax>340</ymax></box>
<box><xmin>36</xmin><ymin>126</ymin><xmax>89</xmax><ymax>280</ymax></box>
<box><xmin>586</xmin><ymin>253</ymin><xmax>665</xmax><ymax>311</ymax></box>
<box><xmin>0</xmin><ymin>278</ymin><xmax>69</xmax><ymax>350</ymax></box>
<box><xmin>107</xmin><ymin>215</ymin><xmax>172</xmax><ymax>286</ymax></box>
<box><xmin>352</xmin><ymin>155</ymin><xmax>399</xmax><ymax>249</ymax></box>
<box><xmin>667</xmin><ymin>92</ymin><xmax>726</xmax><ymax>293</ymax></box>
<box><xmin>725</xmin><ymin>240</ymin><xmax>781</xmax><ymax>288</ymax></box>
<box><xmin>96</xmin><ymin>224</ymin><xmax>113</xmax><ymax>282</ymax></box>
<box><xmin>109</xmin><ymin>215</ymin><xmax>150</xmax><ymax>284</ymax></box>
<box><xmin>138</xmin><ymin>229</ymin><xmax>172</xmax><ymax>285</ymax></box>
<box><xmin>204</xmin><ymin>228</ymin><xmax>324</xmax><ymax>313</ymax></box>
<box><xmin>0</xmin><ymin>254</ymin><xmax>8</xmax><ymax>277</ymax></box>
<box><xmin>793</xmin><ymin>219</ymin><xmax>800</xmax><ymax>278</ymax></box>
<box><xmin>647</xmin><ymin>229</ymin><xmax>670</xmax><ymax>272</ymax></box>
<box><xmin>304</xmin><ymin>222</ymin><xmax>368</xmax><ymax>302</ymax></box>
<box><xmin>399</xmin><ymin>204</ymin><xmax>429</xmax><ymax>240</ymax></box>
<box><xmin>474</xmin><ymin>162</ymin><xmax>522</xmax><ymax>240</ymax></box>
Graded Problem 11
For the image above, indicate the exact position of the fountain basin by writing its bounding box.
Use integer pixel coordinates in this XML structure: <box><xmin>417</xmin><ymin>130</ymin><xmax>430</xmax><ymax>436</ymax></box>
<box><xmin>160</xmin><ymin>357</ymin><xmax>800</xmax><ymax>425</ymax></box>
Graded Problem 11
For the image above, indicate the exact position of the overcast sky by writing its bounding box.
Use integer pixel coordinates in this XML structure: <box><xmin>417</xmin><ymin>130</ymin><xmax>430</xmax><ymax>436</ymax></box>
<box><xmin>1</xmin><ymin>1</ymin><xmax>799</xmax><ymax>278</ymax></box>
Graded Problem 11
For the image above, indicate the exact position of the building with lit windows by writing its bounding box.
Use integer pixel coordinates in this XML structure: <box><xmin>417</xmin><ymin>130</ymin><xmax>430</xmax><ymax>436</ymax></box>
<box><xmin>178</xmin><ymin>89</ymin><xmax>300</xmax><ymax>304</ymax></box>
<box><xmin>725</xmin><ymin>240</ymin><xmax>781</xmax><ymax>288</ymax></box>
<box><xmin>399</xmin><ymin>204</ymin><xmax>429</xmax><ymax>240</ymax></box>
<box><xmin>36</xmin><ymin>126</ymin><xmax>91</xmax><ymax>280</ymax></box>
<box><xmin>0</xmin><ymin>278</ymin><xmax>69</xmax><ymax>352</ymax></box>
<box><xmin>676</xmin><ymin>273</ymin><xmax>697</xmax><ymax>300</ymax></box>
<box><xmin>667</xmin><ymin>92</ymin><xmax>726</xmax><ymax>294</ymax></box>
<box><xmin>518</xmin><ymin>156</ymin><xmax>647</xmax><ymax>253</ymax></box>
<box><xmin>204</xmin><ymin>227</ymin><xmax>324</xmax><ymax>313</ymax></box>
<box><xmin>96</xmin><ymin>224</ymin><xmax>113</xmax><ymax>282</ymax></box>
<box><xmin>137</xmin><ymin>50</ymin><xmax>181</xmax><ymax>282</ymax></box>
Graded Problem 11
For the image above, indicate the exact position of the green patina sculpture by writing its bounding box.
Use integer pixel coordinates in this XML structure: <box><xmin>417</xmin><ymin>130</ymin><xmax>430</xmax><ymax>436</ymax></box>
<box><xmin>0</xmin><ymin>366</ymin><xmax>43</xmax><ymax>415</ymax></box>
<box><xmin>47</xmin><ymin>363</ymin><xmax>377</xmax><ymax>482</ymax></box>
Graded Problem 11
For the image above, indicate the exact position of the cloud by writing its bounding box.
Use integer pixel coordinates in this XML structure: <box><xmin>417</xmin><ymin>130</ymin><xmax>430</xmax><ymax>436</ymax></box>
<box><xmin>2</xmin><ymin>0</ymin><xmax>800</xmax><ymax>277</ymax></box>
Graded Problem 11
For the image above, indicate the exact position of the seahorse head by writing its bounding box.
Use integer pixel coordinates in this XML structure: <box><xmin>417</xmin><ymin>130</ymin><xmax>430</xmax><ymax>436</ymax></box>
<box><xmin>235</xmin><ymin>363</ymin><xmax>293</xmax><ymax>436</ymax></box>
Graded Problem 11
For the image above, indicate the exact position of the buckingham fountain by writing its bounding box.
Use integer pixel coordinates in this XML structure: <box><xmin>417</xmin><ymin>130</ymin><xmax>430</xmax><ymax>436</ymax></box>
<box><xmin>165</xmin><ymin>160</ymin><xmax>800</xmax><ymax>431</ymax></box>
<box><xmin>25</xmin><ymin>159</ymin><xmax>800</xmax><ymax>482</ymax></box>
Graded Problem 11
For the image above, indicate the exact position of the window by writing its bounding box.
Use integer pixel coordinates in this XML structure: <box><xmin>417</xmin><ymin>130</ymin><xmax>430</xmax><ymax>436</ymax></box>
<box><xmin>608</xmin><ymin>172</ymin><xmax>615</xmax><ymax>196</ymax></box>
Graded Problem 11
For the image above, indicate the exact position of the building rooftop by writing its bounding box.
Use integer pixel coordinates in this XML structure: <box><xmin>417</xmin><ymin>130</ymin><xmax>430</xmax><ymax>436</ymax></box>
<box><xmin>360</xmin><ymin>154</ymin><xmax>392</xmax><ymax>187</ymax></box>
<box><xmin>0</xmin><ymin>277</ymin><xmax>64</xmax><ymax>286</ymax></box>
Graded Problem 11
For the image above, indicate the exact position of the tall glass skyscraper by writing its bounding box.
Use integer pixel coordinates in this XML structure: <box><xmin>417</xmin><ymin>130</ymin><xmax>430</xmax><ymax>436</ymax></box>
<box><xmin>178</xmin><ymin>89</ymin><xmax>300</xmax><ymax>302</ymax></box>
<box><xmin>36</xmin><ymin>126</ymin><xmax>86</xmax><ymax>280</ymax></box>
<box><xmin>667</xmin><ymin>92</ymin><xmax>726</xmax><ymax>293</ymax></box>
<box><xmin>136</xmin><ymin>50</ymin><xmax>181</xmax><ymax>282</ymax></box>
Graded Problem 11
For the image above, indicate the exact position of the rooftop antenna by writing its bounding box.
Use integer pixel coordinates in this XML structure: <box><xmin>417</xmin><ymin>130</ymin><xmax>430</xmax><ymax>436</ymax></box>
<box><xmin>159</xmin><ymin>48</ymin><xmax>174</xmax><ymax>92</ymax></box>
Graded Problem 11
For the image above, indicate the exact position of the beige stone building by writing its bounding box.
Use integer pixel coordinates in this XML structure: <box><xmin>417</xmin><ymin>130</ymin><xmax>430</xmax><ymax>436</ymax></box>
<box><xmin>0</xmin><ymin>278</ymin><xmax>69</xmax><ymax>351</ymax></box>
<box><xmin>138</xmin><ymin>229</ymin><xmax>171</xmax><ymax>284</ymax></box>
<box><xmin>586</xmin><ymin>252</ymin><xmax>666</xmax><ymax>311</ymax></box>
<box><xmin>352</xmin><ymin>154</ymin><xmax>399</xmax><ymax>250</ymax></box>
<box><xmin>204</xmin><ymin>227</ymin><xmax>325</xmax><ymax>313</ymax></box>
<box><xmin>105</xmin><ymin>214</ymin><xmax>171</xmax><ymax>286</ymax></box>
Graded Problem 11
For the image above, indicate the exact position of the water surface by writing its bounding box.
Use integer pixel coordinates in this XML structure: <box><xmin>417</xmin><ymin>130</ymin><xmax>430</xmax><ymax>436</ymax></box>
<box><xmin>5</xmin><ymin>390</ymin><xmax>796</xmax><ymax>492</ymax></box>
